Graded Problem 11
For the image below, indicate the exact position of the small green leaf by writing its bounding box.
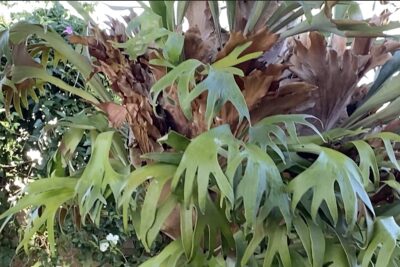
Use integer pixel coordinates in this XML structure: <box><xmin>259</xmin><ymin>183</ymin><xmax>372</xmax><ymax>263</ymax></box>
<box><xmin>361</xmin><ymin>217</ymin><xmax>400</xmax><ymax>267</ymax></box>
<box><xmin>119</xmin><ymin>164</ymin><xmax>177</xmax><ymax>231</ymax></box>
<box><xmin>212</xmin><ymin>42</ymin><xmax>262</xmax><ymax>70</ymax></box>
<box><xmin>367</xmin><ymin>132</ymin><xmax>400</xmax><ymax>171</ymax></box>
<box><xmin>350</xmin><ymin>140</ymin><xmax>379</xmax><ymax>186</ymax></box>
<box><xmin>158</xmin><ymin>130</ymin><xmax>190</xmax><ymax>151</ymax></box>
<box><xmin>172</xmin><ymin>125</ymin><xmax>238</xmax><ymax>212</ymax></box>
<box><xmin>150</xmin><ymin>59</ymin><xmax>203</xmax><ymax>116</ymax></box>
<box><xmin>294</xmin><ymin>216</ymin><xmax>325</xmax><ymax>267</ymax></box>
<box><xmin>289</xmin><ymin>144</ymin><xmax>373</xmax><ymax>227</ymax></box>
<box><xmin>163</xmin><ymin>32</ymin><xmax>184</xmax><ymax>65</ymax></box>
<box><xmin>75</xmin><ymin>131</ymin><xmax>128</xmax><ymax>224</ymax></box>
<box><xmin>187</xmin><ymin>67</ymin><xmax>250</xmax><ymax>128</ymax></box>
<box><xmin>12</xmin><ymin>66</ymin><xmax>99</xmax><ymax>104</ymax></box>
<box><xmin>238</xmin><ymin>144</ymin><xmax>291</xmax><ymax>226</ymax></box>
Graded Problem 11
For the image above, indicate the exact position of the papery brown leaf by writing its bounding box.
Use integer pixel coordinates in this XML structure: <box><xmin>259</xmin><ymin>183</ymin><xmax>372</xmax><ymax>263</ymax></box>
<box><xmin>68</xmin><ymin>35</ymin><xmax>93</xmax><ymax>46</ymax></box>
<box><xmin>184</xmin><ymin>26</ymin><xmax>216</xmax><ymax>63</ymax></box>
<box><xmin>97</xmin><ymin>102</ymin><xmax>128</xmax><ymax>128</ymax></box>
<box><xmin>148</xmin><ymin>52</ymin><xmax>166</xmax><ymax>81</ymax></box>
<box><xmin>58</xmin><ymin>207</ymin><xmax>67</xmax><ymax>228</ymax></box>
<box><xmin>76</xmin><ymin>25</ymin><xmax>166</xmax><ymax>156</ymax></box>
<box><xmin>215</xmin><ymin>27</ymin><xmax>278</xmax><ymax>74</ymax></box>
<box><xmin>258</xmin><ymin>39</ymin><xmax>286</xmax><ymax>65</ymax></box>
<box><xmin>352</xmin><ymin>37</ymin><xmax>372</xmax><ymax>55</ymax></box>
<box><xmin>331</xmin><ymin>34</ymin><xmax>347</xmax><ymax>57</ymax></box>
<box><xmin>361</xmin><ymin>40</ymin><xmax>400</xmax><ymax>73</ymax></box>
<box><xmin>290</xmin><ymin>32</ymin><xmax>369</xmax><ymax>130</ymax></box>
<box><xmin>382</xmin><ymin>119</ymin><xmax>400</xmax><ymax>132</ymax></box>
<box><xmin>13</xmin><ymin>43</ymin><xmax>42</xmax><ymax>68</ymax></box>
<box><xmin>216</xmin><ymin>27</ymin><xmax>278</xmax><ymax>61</ymax></box>
<box><xmin>250</xmin><ymin>82</ymin><xmax>317</xmax><ymax>124</ymax></box>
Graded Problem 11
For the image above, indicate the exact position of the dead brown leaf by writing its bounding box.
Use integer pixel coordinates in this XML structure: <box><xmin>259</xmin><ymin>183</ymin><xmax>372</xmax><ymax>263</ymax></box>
<box><xmin>97</xmin><ymin>102</ymin><xmax>128</xmax><ymax>128</ymax></box>
<box><xmin>250</xmin><ymin>82</ymin><xmax>317</xmax><ymax>124</ymax></box>
<box><xmin>12</xmin><ymin>43</ymin><xmax>42</xmax><ymax>68</ymax></box>
<box><xmin>216</xmin><ymin>27</ymin><xmax>278</xmax><ymax>61</ymax></box>
<box><xmin>290</xmin><ymin>32</ymin><xmax>370</xmax><ymax>130</ymax></box>
<box><xmin>183</xmin><ymin>26</ymin><xmax>216</xmax><ymax>63</ymax></box>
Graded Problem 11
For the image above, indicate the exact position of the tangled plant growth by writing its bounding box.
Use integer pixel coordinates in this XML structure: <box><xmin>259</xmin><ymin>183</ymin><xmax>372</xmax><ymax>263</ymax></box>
<box><xmin>0</xmin><ymin>2</ymin><xmax>158</xmax><ymax>266</ymax></box>
<box><xmin>2</xmin><ymin>1</ymin><xmax>400</xmax><ymax>266</ymax></box>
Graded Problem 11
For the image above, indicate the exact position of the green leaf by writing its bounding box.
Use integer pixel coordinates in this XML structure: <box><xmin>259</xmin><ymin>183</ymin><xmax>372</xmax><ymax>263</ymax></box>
<box><xmin>191</xmin><ymin>195</ymin><xmax>235</xmax><ymax>259</ymax></box>
<box><xmin>212</xmin><ymin>42</ymin><xmax>262</xmax><ymax>70</ymax></box>
<box><xmin>334</xmin><ymin>1</ymin><xmax>362</xmax><ymax>20</ymax></box>
<box><xmin>11</xmin><ymin>66</ymin><xmax>99</xmax><ymax>104</ymax></box>
<box><xmin>293</xmin><ymin>216</ymin><xmax>325</xmax><ymax>267</ymax></box>
<box><xmin>113</xmin><ymin>28</ymin><xmax>170</xmax><ymax>60</ymax></box>
<box><xmin>384</xmin><ymin>180</ymin><xmax>400</xmax><ymax>194</ymax></box>
<box><xmin>141</xmin><ymin>152</ymin><xmax>183</xmax><ymax>165</ymax></box>
<box><xmin>158</xmin><ymin>130</ymin><xmax>190</xmax><ymax>151</ymax></box>
<box><xmin>139</xmin><ymin>240</ymin><xmax>184</xmax><ymax>267</ymax></box>
<box><xmin>164</xmin><ymin>1</ymin><xmax>175</xmax><ymax>31</ymax></box>
<box><xmin>119</xmin><ymin>164</ymin><xmax>177</xmax><ymax>231</ymax></box>
<box><xmin>139</xmin><ymin>172</ymin><xmax>176</xmax><ymax>250</ymax></box>
<box><xmin>281</xmin><ymin>9</ymin><xmax>400</xmax><ymax>39</ymax></box>
<box><xmin>187</xmin><ymin>67</ymin><xmax>250</xmax><ymax>128</ymax></box>
<box><xmin>323</xmin><ymin>242</ymin><xmax>350</xmax><ymax>267</ymax></box>
<box><xmin>208</xmin><ymin>1</ymin><xmax>221</xmax><ymax>47</ymax></box>
<box><xmin>366</xmin><ymin>132</ymin><xmax>400</xmax><ymax>171</ymax></box>
<box><xmin>67</xmin><ymin>1</ymin><xmax>95</xmax><ymax>25</ymax></box>
<box><xmin>243</xmin><ymin>1</ymin><xmax>268</xmax><ymax>35</ymax></box>
<box><xmin>361</xmin><ymin>217</ymin><xmax>400</xmax><ymax>267</ymax></box>
<box><xmin>176</xmin><ymin>1</ymin><xmax>189</xmax><ymax>26</ymax></box>
<box><xmin>241</xmin><ymin>217</ymin><xmax>291</xmax><ymax>267</ymax></box>
<box><xmin>250</xmin><ymin>114</ymin><xmax>323</xmax><ymax>161</ymax></box>
<box><xmin>75</xmin><ymin>131</ymin><xmax>128</xmax><ymax>224</ymax></box>
<box><xmin>226</xmin><ymin>1</ymin><xmax>236</xmax><ymax>31</ymax></box>
<box><xmin>350</xmin><ymin>140</ymin><xmax>380</xmax><ymax>186</ymax></box>
<box><xmin>180</xmin><ymin>204</ymin><xmax>194</xmax><ymax>259</ymax></box>
<box><xmin>148</xmin><ymin>1</ymin><xmax>167</xmax><ymax>30</ymax></box>
<box><xmin>298</xmin><ymin>1</ymin><xmax>323</xmax><ymax>23</ymax></box>
<box><xmin>0</xmin><ymin>178</ymin><xmax>76</xmax><ymax>255</ymax></box>
<box><xmin>266</xmin><ymin>2</ymin><xmax>301</xmax><ymax>28</ymax></box>
<box><xmin>163</xmin><ymin>32</ymin><xmax>184</xmax><ymax>65</ymax></box>
<box><xmin>150</xmin><ymin>59</ymin><xmax>203</xmax><ymax>117</ymax></box>
<box><xmin>365</xmin><ymin>51</ymin><xmax>400</xmax><ymax>102</ymax></box>
<box><xmin>9</xmin><ymin>22</ymin><xmax>111</xmax><ymax>102</ymax></box>
<box><xmin>59</xmin><ymin>127</ymin><xmax>84</xmax><ymax>166</ymax></box>
<box><xmin>343</xmin><ymin>73</ymin><xmax>400</xmax><ymax>128</ymax></box>
<box><xmin>288</xmin><ymin>144</ymin><xmax>373</xmax><ymax>227</ymax></box>
<box><xmin>237</xmin><ymin>144</ymin><xmax>291</xmax><ymax>227</ymax></box>
<box><xmin>172</xmin><ymin>125</ymin><xmax>238</xmax><ymax>212</ymax></box>
<box><xmin>57</xmin><ymin>112</ymin><xmax>108</xmax><ymax>131</ymax></box>
<box><xmin>0</xmin><ymin>29</ymin><xmax>11</xmax><ymax>61</ymax></box>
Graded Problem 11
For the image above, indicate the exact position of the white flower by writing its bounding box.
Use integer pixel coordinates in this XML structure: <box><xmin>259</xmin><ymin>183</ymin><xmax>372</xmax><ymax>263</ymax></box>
<box><xmin>106</xmin><ymin>233</ymin><xmax>119</xmax><ymax>245</ymax></box>
<box><xmin>48</xmin><ymin>117</ymin><xmax>58</xmax><ymax>125</ymax></box>
<box><xmin>99</xmin><ymin>241</ymin><xmax>109</xmax><ymax>252</ymax></box>
<box><xmin>26</xmin><ymin>149</ymin><xmax>43</xmax><ymax>165</ymax></box>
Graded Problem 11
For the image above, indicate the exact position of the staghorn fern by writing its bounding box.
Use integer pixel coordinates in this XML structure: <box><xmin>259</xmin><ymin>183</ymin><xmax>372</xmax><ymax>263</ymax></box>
<box><xmin>2</xmin><ymin>1</ymin><xmax>400</xmax><ymax>266</ymax></box>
